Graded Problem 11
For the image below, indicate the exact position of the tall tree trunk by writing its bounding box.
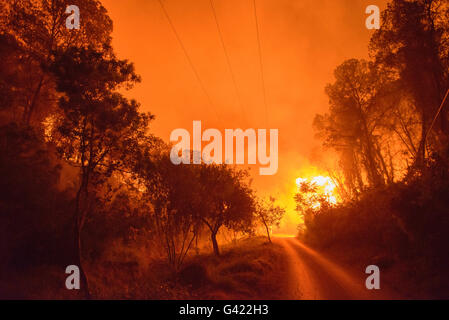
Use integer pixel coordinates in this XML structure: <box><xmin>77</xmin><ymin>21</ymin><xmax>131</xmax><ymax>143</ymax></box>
<box><xmin>211</xmin><ymin>232</ymin><xmax>220</xmax><ymax>256</ymax></box>
<box><xmin>413</xmin><ymin>112</ymin><xmax>427</xmax><ymax>170</ymax></box>
<box><xmin>364</xmin><ymin>134</ymin><xmax>383</xmax><ymax>187</ymax></box>
<box><xmin>74</xmin><ymin>216</ymin><xmax>91</xmax><ymax>299</ymax></box>
<box><xmin>74</xmin><ymin>184</ymin><xmax>91</xmax><ymax>299</ymax></box>
<box><xmin>264</xmin><ymin>222</ymin><xmax>272</xmax><ymax>243</ymax></box>
<box><xmin>25</xmin><ymin>75</ymin><xmax>44</xmax><ymax>125</ymax></box>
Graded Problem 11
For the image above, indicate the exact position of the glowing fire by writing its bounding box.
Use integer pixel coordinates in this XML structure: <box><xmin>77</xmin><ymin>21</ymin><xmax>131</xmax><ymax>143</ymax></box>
<box><xmin>296</xmin><ymin>175</ymin><xmax>338</xmax><ymax>208</ymax></box>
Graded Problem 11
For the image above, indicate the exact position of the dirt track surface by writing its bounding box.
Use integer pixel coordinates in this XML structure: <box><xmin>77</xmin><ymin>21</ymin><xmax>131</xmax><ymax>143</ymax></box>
<box><xmin>275</xmin><ymin>237</ymin><xmax>397</xmax><ymax>300</ymax></box>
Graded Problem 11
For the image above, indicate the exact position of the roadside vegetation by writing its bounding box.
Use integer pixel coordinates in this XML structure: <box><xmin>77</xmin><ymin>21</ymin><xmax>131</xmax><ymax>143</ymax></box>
<box><xmin>297</xmin><ymin>0</ymin><xmax>449</xmax><ymax>299</ymax></box>
<box><xmin>2</xmin><ymin>236</ymin><xmax>289</xmax><ymax>299</ymax></box>
<box><xmin>0</xmin><ymin>1</ymin><xmax>286</xmax><ymax>299</ymax></box>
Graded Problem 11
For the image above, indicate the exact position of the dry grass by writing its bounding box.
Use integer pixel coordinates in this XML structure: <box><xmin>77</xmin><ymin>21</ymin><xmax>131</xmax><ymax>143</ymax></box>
<box><xmin>1</xmin><ymin>236</ymin><xmax>290</xmax><ymax>299</ymax></box>
<box><xmin>171</xmin><ymin>236</ymin><xmax>290</xmax><ymax>299</ymax></box>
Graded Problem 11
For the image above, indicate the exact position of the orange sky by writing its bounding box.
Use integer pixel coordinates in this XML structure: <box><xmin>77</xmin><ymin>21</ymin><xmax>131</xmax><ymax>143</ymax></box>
<box><xmin>100</xmin><ymin>0</ymin><xmax>388</xmax><ymax>233</ymax></box>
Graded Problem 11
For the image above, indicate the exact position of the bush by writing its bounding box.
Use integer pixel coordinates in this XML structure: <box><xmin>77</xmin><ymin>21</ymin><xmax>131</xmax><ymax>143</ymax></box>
<box><xmin>0</xmin><ymin>124</ymin><xmax>75</xmax><ymax>274</ymax></box>
<box><xmin>178</xmin><ymin>263</ymin><xmax>210</xmax><ymax>289</ymax></box>
<box><xmin>302</xmin><ymin>152</ymin><xmax>449</xmax><ymax>268</ymax></box>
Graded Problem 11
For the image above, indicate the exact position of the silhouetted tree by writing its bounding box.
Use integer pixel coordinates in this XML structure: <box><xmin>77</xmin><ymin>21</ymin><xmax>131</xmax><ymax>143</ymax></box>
<box><xmin>1</xmin><ymin>0</ymin><xmax>113</xmax><ymax>126</ymax></box>
<box><xmin>0</xmin><ymin>28</ymin><xmax>55</xmax><ymax>127</ymax></box>
<box><xmin>314</xmin><ymin>59</ymin><xmax>393</xmax><ymax>189</ymax></box>
<box><xmin>139</xmin><ymin>152</ymin><xmax>203</xmax><ymax>270</ymax></box>
<box><xmin>256</xmin><ymin>197</ymin><xmax>285</xmax><ymax>243</ymax></box>
<box><xmin>49</xmin><ymin>46</ymin><xmax>153</xmax><ymax>296</ymax></box>
<box><xmin>198</xmin><ymin>164</ymin><xmax>255</xmax><ymax>256</ymax></box>
<box><xmin>370</xmin><ymin>0</ymin><xmax>449</xmax><ymax>164</ymax></box>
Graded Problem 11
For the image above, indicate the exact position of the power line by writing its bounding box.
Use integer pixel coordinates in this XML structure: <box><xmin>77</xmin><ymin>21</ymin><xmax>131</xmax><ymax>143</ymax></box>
<box><xmin>412</xmin><ymin>88</ymin><xmax>449</xmax><ymax>167</ymax></box>
<box><xmin>253</xmin><ymin>0</ymin><xmax>269</xmax><ymax>127</ymax></box>
<box><xmin>157</xmin><ymin>0</ymin><xmax>220</xmax><ymax>120</ymax></box>
<box><xmin>208</xmin><ymin>0</ymin><xmax>247</xmax><ymax>124</ymax></box>
<box><xmin>426</xmin><ymin>89</ymin><xmax>449</xmax><ymax>142</ymax></box>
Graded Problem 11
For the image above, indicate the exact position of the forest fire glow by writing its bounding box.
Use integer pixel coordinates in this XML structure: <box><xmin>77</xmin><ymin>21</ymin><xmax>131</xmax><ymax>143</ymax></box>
<box><xmin>296</xmin><ymin>176</ymin><xmax>338</xmax><ymax>208</ymax></box>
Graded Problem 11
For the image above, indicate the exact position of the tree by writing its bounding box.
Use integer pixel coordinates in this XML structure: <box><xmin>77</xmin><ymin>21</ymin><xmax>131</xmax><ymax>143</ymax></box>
<box><xmin>198</xmin><ymin>164</ymin><xmax>255</xmax><ymax>256</ymax></box>
<box><xmin>49</xmin><ymin>46</ymin><xmax>153</xmax><ymax>296</ymax></box>
<box><xmin>370</xmin><ymin>0</ymin><xmax>449</xmax><ymax>164</ymax></box>
<box><xmin>314</xmin><ymin>59</ymin><xmax>394</xmax><ymax>191</ymax></box>
<box><xmin>1</xmin><ymin>0</ymin><xmax>113</xmax><ymax>126</ymax></box>
<box><xmin>256</xmin><ymin>197</ymin><xmax>285</xmax><ymax>243</ymax></box>
<box><xmin>139</xmin><ymin>152</ymin><xmax>203</xmax><ymax>270</ymax></box>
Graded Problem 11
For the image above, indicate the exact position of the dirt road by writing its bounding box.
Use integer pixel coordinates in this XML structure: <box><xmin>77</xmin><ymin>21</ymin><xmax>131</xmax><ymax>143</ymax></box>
<box><xmin>275</xmin><ymin>237</ymin><xmax>397</xmax><ymax>300</ymax></box>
